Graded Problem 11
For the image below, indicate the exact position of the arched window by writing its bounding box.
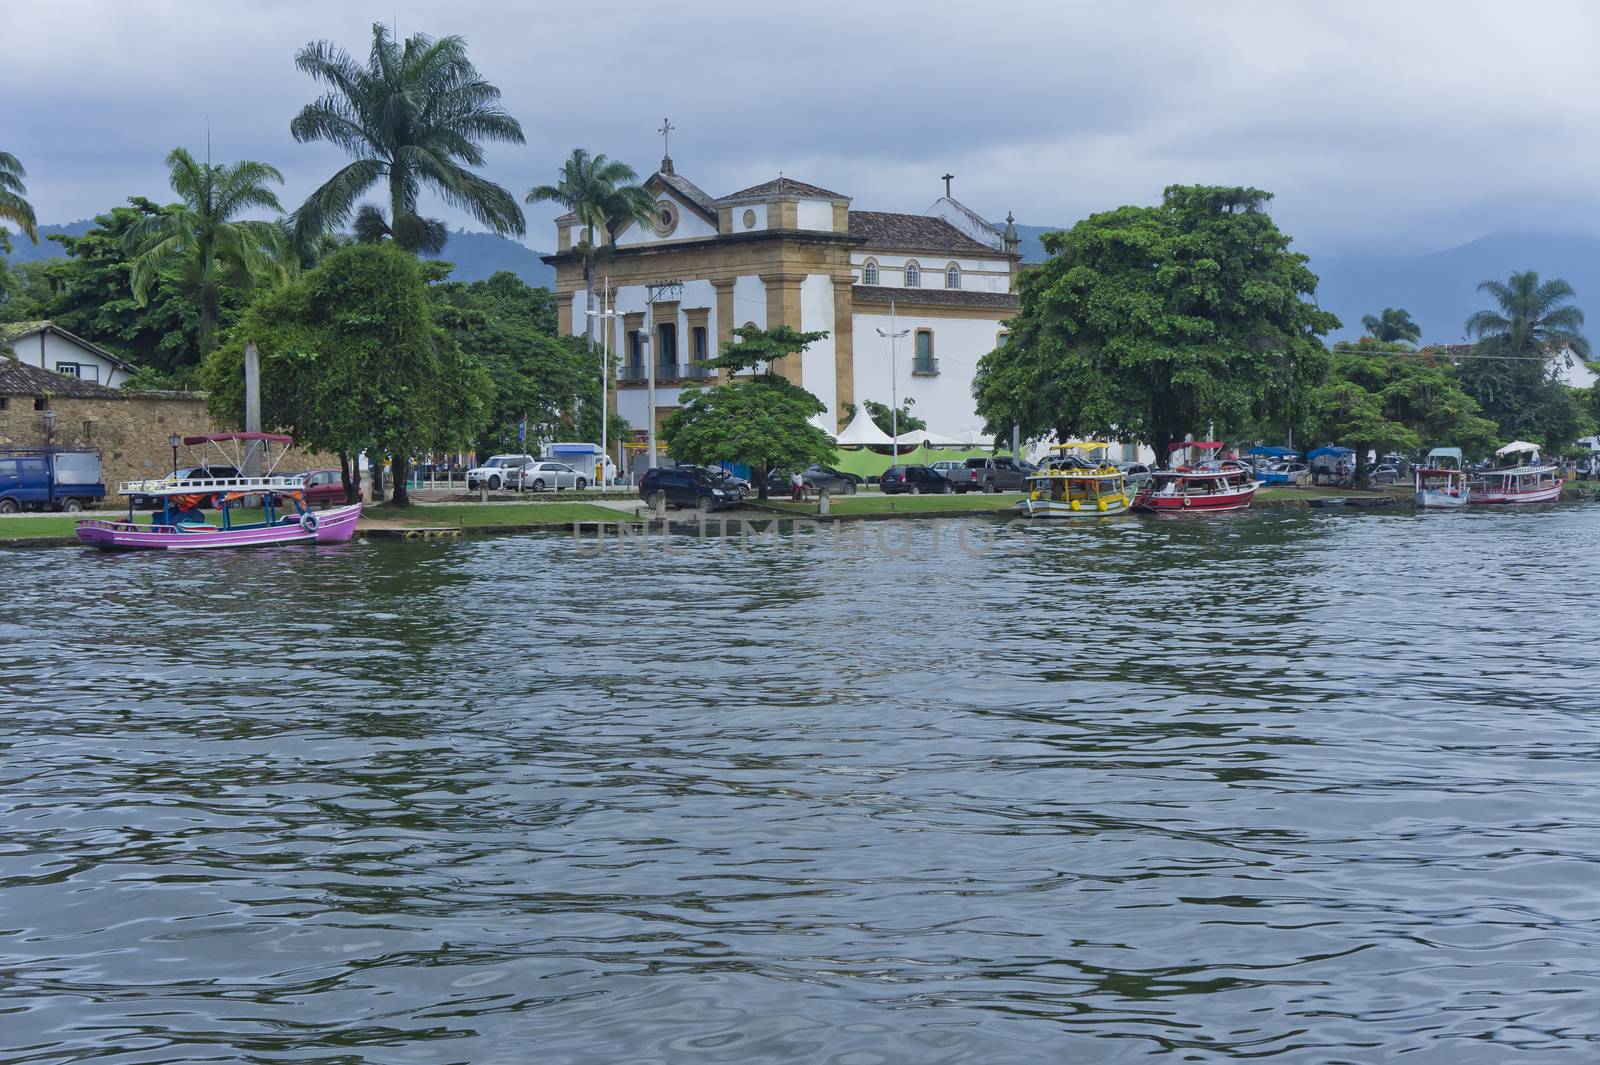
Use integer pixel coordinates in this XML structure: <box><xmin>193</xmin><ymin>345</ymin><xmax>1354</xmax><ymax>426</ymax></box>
<box><xmin>862</xmin><ymin>259</ymin><xmax>878</xmax><ymax>286</ymax></box>
<box><xmin>945</xmin><ymin>264</ymin><xmax>960</xmax><ymax>290</ymax></box>
<box><xmin>904</xmin><ymin>261</ymin><xmax>920</xmax><ymax>288</ymax></box>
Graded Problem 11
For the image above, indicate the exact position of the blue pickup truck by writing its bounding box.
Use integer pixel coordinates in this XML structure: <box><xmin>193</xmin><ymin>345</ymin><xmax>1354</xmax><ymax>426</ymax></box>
<box><xmin>0</xmin><ymin>449</ymin><xmax>106</xmax><ymax>513</ymax></box>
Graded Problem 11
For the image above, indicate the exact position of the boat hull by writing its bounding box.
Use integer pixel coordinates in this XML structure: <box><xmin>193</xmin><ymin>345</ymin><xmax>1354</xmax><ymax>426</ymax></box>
<box><xmin>1467</xmin><ymin>481</ymin><xmax>1562</xmax><ymax>505</ymax></box>
<box><xmin>1132</xmin><ymin>482</ymin><xmax>1259</xmax><ymax>514</ymax></box>
<box><xmin>1017</xmin><ymin>498</ymin><xmax>1131</xmax><ymax>518</ymax></box>
<box><xmin>1414</xmin><ymin>489</ymin><xmax>1470</xmax><ymax>509</ymax></box>
<box><xmin>77</xmin><ymin>503</ymin><xmax>362</xmax><ymax>551</ymax></box>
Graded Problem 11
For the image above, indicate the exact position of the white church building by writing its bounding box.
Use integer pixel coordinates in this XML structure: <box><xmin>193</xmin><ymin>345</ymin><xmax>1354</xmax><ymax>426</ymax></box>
<box><xmin>542</xmin><ymin>152</ymin><xmax>1022</xmax><ymax>450</ymax></box>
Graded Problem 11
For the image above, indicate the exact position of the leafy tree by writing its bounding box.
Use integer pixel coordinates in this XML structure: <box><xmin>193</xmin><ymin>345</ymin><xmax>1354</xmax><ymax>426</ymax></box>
<box><xmin>664</xmin><ymin>325</ymin><xmax>836</xmax><ymax>498</ymax></box>
<box><xmin>526</xmin><ymin>149</ymin><xmax>655</xmax><ymax>357</ymax></box>
<box><xmin>0</xmin><ymin>151</ymin><xmax>38</xmax><ymax>251</ymax></box>
<box><xmin>290</xmin><ymin>23</ymin><xmax>525</xmax><ymax>250</ymax></box>
<box><xmin>5</xmin><ymin>200</ymin><xmax>246</xmax><ymax>379</ymax></box>
<box><xmin>201</xmin><ymin>243</ymin><xmax>490</xmax><ymax>505</ymax></box>
<box><xmin>428</xmin><ymin>270</ymin><xmax>608</xmax><ymax>456</ymax></box>
<box><xmin>124</xmin><ymin>147</ymin><xmax>291</xmax><ymax>357</ymax></box>
<box><xmin>1310</xmin><ymin>341</ymin><xmax>1497</xmax><ymax>483</ymax></box>
<box><xmin>1460</xmin><ymin>270</ymin><xmax>1590</xmax><ymax>451</ymax></box>
<box><xmin>1360</xmin><ymin>307</ymin><xmax>1421</xmax><ymax>344</ymax></box>
<box><xmin>974</xmin><ymin>185</ymin><xmax>1338</xmax><ymax>466</ymax></box>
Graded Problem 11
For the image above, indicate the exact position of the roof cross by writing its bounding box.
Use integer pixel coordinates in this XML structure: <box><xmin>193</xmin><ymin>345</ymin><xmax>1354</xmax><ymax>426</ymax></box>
<box><xmin>941</xmin><ymin>172</ymin><xmax>955</xmax><ymax>198</ymax></box>
<box><xmin>659</xmin><ymin>117</ymin><xmax>675</xmax><ymax>159</ymax></box>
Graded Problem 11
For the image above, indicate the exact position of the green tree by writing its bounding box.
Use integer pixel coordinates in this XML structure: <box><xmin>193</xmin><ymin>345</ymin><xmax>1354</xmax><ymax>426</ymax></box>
<box><xmin>201</xmin><ymin>242</ymin><xmax>490</xmax><ymax>505</ymax></box>
<box><xmin>526</xmin><ymin>149</ymin><xmax>655</xmax><ymax>356</ymax></box>
<box><xmin>663</xmin><ymin>325</ymin><xmax>836</xmax><ymax>498</ymax></box>
<box><xmin>1460</xmin><ymin>270</ymin><xmax>1590</xmax><ymax>451</ymax></box>
<box><xmin>1360</xmin><ymin>307</ymin><xmax>1422</xmax><ymax>344</ymax></box>
<box><xmin>124</xmin><ymin>147</ymin><xmax>291</xmax><ymax>357</ymax></box>
<box><xmin>290</xmin><ymin>23</ymin><xmax>526</xmax><ymax>250</ymax></box>
<box><xmin>0</xmin><ymin>151</ymin><xmax>38</xmax><ymax>251</ymax></box>
<box><xmin>974</xmin><ymin>185</ymin><xmax>1338</xmax><ymax>466</ymax></box>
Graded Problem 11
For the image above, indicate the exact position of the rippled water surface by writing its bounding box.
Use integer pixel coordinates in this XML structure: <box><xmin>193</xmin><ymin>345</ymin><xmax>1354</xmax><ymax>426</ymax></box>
<box><xmin>3</xmin><ymin>508</ymin><xmax>1599</xmax><ymax>1063</ymax></box>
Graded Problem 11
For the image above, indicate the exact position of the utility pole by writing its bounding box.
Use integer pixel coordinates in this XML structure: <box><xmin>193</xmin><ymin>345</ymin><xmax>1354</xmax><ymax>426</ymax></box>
<box><xmin>876</xmin><ymin>301</ymin><xmax>909</xmax><ymax>462</ymax></box>
<box><xmin>643</xmin><ymin>279</ymin><xmax>682</xmax><ymax>470</ymax></box>
<box><xmin>243</xmin><ymin>340</ymin><xmax>262</xmax><ymax>477</ymax></box>
<box><xmin>586</xmin><ymin>278</ymin><xmax>618</xmax><ymax>484</ymax></box>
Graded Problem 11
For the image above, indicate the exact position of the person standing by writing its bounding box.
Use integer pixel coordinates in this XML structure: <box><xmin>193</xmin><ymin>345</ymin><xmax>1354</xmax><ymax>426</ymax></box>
<box><xmin>790</xmin><ymin>470</ymin><xmax>805</xmax><ymax>503</ymax></box>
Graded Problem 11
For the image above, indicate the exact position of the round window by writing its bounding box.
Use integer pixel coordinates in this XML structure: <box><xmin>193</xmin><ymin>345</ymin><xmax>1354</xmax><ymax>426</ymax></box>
<box><xmin>742</xmin><ymin>209</ymin><xmax>756</xmax><ymax>229</ymax></box>
<box><xmin>652</xmin><ymin>200</ymin><xmax>679</xmax><ymax>236</ymax></box>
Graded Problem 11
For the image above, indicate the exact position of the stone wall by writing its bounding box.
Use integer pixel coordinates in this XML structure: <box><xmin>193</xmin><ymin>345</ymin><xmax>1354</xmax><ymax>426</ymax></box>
<box><xmin>0</xmin><ymin>391</ymin><xmax>336</xmax><ymax>490</ymax></box>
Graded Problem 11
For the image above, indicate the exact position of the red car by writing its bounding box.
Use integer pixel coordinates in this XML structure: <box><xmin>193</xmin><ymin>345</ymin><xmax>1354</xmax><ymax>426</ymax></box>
<box><xmin>298</xmin><ymin>469</ymin><xmax>349</xmax><ymax>507</ymax></box>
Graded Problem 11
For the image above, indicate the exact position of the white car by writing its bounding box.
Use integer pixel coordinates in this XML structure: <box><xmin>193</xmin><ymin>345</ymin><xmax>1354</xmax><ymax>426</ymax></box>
<box><xmin>466</xmin><ymin>454</ymin><xmax>537</xmax><ymax>491</ymax></box>
<box><xmin>514</xmin><ymin>461</ymin><xmax>586</xmax><ymax>492</ymax></box>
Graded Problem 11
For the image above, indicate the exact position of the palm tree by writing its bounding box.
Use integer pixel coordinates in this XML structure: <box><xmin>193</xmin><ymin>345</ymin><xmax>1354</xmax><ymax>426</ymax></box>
<box><xmin>0</xmin><ymin>151</ymin><xmax>38</xmax><ymax>251</ymax></box>
<box><xmin>527</xmin><ymin>149</ymin><xmax>655</xmax><ymax>353</ymax></box>
<box><xmin>290</xmin><ymin>23</ymin><xmax>525</xmax><ymax>250</ymax></box>
<box><xmin>1360</xmin><ymin>307</ymin><xmax>1421</xmax><ymax>345</ymax></box>
<box><xmin>1465</xmin><ymin>270</ymin><xmax>1589</xmax><ymax>358</ymax></box>
<box><xmin>125</xmin><ymin>147</ymin><xmax>291</xmax><ymax>356</ymax></box>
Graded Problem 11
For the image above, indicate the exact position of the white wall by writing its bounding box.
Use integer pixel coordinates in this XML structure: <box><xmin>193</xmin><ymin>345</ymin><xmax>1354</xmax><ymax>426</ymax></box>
<box><xmin>614</xmin><ymin>193</ymin><xmax>719</xmax><ymax>247</ymax></box>
<box><xmin>9</xmin><ymin>329</ymin><xmax>128</xmax><ymax>387</ymax></box>
<box><xmin>849</xmin><ymin>252</ymin><xmax>1010</xmax><ymax>292</ymax></box>
<box><xmin>924</xmin><ymin>198</ymin><xmax>1004</xmax><ymax>251</ymax></box>
<box><xmin>732</xmin><ymin>275</ymin><xmax>766</xmax><ymax>331</ymax></box>
<box><xmin>800</xmin><ymin>274</ymin><xmax>837</xmax><ymax>429</ymax></box>
<box><xmin>729</xmin><ymin>202</ymin><xmax>767</xmax><ymax>233</ymax></box>
<box><xmin>796</xmin><ymin>199</ymin><xmax>834</xmax><ymax>232</ymax></box>
<box><xmin>850</xmin><ymin>310</ymin><xmax>1008</xmax><ymax>434</ymax></box>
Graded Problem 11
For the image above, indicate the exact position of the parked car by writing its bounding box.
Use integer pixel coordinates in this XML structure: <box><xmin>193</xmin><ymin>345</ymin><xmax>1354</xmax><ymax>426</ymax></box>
<box><xmin>1259</xmin><ymin>462</ymin><xmax>1310</xmax><ymax>486</ymax></box>
<box><xmin>1370</xmin><ymin>464</ymin><xmax>1401</xmax><ymax>486</ymax></box>
<box><xmin>0</xmin><ymin>449</ymin><xmax>106</xmax><ymax>513</ymax></box>
<box><xmin>292</xmin><ymin>469</ymin><xmax>347</xmax><ymax>507</ymax></box>
<box><xmin>1118</xmin><ymin>462</ymin><xmax>1154</xmax><ymax>487</ymax></box>
<box><xmin>880</xmin><ymin>464</ymin><xmax>954</xmax><ymax>495</ymax></box>
<box><xmin>765</xmin><ymin>466</ymin><xmax>859</xmax><ymax>496</ymax></box>
<box><xmin>127</xmin><ymin>464</ymin><xmax>239</xmax><ymax>510</ymax></box>
<box><xmin>512</xmin><ymin>460</ymin><xmax>587</xmax><ymax>491</ymax></box>
<box><xmin>681</xmin><ymin>465</ymin><xmax>750</xmax><ymax>493</ymax></box>
<box><xmin>466</xmin><ymin>454</ymin><xmax>537</xmax><ymax>491</ymax></box>
<box><xmin>927</xmin><ymin>460</ymin><xmax>964</xmax><ymax>478</ymax></box>
<box><xmin>639</xmin><ymin>466</ymin><xmax>744</xmax><ymax>511</ymax></box>
<box><xmin>946</xmin><ymin>456</ymin><xmax>1033</xmax><ymax>493</ymax></box>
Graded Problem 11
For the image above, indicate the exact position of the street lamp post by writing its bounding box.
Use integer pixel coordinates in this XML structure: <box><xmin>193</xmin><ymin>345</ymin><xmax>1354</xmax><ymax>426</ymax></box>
<box><xmin>585</xmin><ymin>278</ymin><xmax>618</xmax><ymax>485</ymax></box>
<box><xmin>40</xmin><ymin>409</ymin><xmax>55</xmax><ymax>446</ymax></box>
<box><xmin>168</xmin><ymin>433</ymin><xmax>181</xmax><ymax>477</ymax></box>
<box><xmin>876</xmin><ymin>300</ymin><xmax>909</xmax><ymax>461</ymax></box>
<box><xmin>642</xmin><ymin>280</ymin><xmax>683</xmax><ymax>470</ymax></box>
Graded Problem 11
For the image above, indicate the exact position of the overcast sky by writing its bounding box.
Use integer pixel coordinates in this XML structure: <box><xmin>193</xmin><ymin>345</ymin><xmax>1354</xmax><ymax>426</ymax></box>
<box><xmin>8</xmin><ymin>0</ymin><xmax>1598</xmax><ymax>258</ymax></box>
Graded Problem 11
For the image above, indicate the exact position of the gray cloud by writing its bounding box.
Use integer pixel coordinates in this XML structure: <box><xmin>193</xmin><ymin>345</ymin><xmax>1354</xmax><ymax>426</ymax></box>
<box><xmin>7</xmin><ymin>0</ymin><xmax>1598</xmax><ymax>257</ymax></box>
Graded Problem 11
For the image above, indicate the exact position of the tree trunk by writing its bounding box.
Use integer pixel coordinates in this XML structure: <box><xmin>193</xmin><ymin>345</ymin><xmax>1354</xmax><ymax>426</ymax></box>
<box><xmin>198</xmin><ymin>281</ymin><xmax>220</xmax><ymax>356</ymax></box>
<box><xmin>372</xmin><ymin>457</ymin><xmax>385</xmax><ymax>502</ymax></box>
<box><xmin>391</xmin><ymin>454</ymin><xmax>410</xmax><ymax>507</ymax></box>
<box><xmin>339</xmin><ymin>451</ymin><xmax>355</xmax><ymax>504</ymax></box>
<box><xmin>1153</xmin><ymin>430</ymin><xmax>1175</xmax><ymax>469</ymax></box>
<box><xmin>583</xmin><ymin>257</ymin><xmax>595</xmax><ymax>355</ymax></box>
<box><xmin>756</xmin><ymin>463</ymin><xmax>770</xmax><ymax>500</ymax></box>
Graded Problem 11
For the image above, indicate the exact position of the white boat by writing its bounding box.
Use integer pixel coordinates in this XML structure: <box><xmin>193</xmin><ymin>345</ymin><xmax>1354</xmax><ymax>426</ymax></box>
<box><xmin>1469</xmin><ymin>441</ymin><xmax>1563</xmax><ymax>505</ymax></box>
<box><xmin>1017</xmin><ymin>442</ymin><xmax>1132</xmax><ymax>518</ymax></box>
<box><xmin>1413</xmin><ymin>447</ymin><xmax>1470</xmax><ymax>509</ymax></box>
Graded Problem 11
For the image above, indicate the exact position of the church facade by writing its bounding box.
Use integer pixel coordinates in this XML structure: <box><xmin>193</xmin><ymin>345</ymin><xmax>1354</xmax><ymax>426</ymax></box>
<box><xmin>541</xmin><ymin>155</ymin><xmax>1022</xmax><ymax>449</ymax></box>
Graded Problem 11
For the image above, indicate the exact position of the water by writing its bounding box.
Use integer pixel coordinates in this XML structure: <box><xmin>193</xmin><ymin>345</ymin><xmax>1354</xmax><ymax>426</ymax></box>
<box><xmin>2</xmin><ymin>508</ymin><xmax>1598</xmax><ymax>1063</ymax></box>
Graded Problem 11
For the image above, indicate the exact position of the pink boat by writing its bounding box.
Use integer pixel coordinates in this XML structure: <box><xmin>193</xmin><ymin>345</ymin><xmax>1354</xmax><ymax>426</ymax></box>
<box><xmin>77</xmin><ymin>431</ymin><xmax>363</xmax><ymax>551</ymax></box>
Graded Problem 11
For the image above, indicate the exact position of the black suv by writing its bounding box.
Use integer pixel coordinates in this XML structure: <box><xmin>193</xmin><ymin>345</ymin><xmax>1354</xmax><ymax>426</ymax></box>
<box><xmin>639</xmin><ymin>467</ymin><xmax>744</xmax><ymax>512</ymax></box>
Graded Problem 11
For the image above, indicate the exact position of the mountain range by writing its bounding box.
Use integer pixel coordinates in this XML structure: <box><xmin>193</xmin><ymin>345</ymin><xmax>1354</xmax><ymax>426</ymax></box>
<box><xmin>10</xmin><ymin>221</ymin><xmax>1597</xmax><ymax>347</ymax></box>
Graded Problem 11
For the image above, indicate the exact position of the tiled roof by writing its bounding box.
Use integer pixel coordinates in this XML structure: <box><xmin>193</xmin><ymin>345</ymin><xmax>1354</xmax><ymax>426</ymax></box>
<box><xmin>654</xmin><ymin>171</ymin><xmax>720</xmax><ymax>221</ymax></box>
<box><xmin>721</xmin><ymin>177</ymin><xmax>849</xmax><ymax>201</ymax></box>
<box><xmin>851</xmin><ymin>285</ymin><xmax>1019</xmax><ymax>311</ymax></box>
<box><xmin>848</xmin><ymin>211</ymin><xmax>1002</xmax><ymax>256</ymax></box>
<box><xmin>0</xmin><ymin>357</ymin><xmax>124</xmax><ymax>398</ymax></box>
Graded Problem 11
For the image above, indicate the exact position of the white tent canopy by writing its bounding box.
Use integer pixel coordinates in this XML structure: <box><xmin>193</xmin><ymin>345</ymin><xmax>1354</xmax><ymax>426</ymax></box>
<box><xmin>893</xmin><ymin>426</ymin><xmax>973</xmax><ymax>447</ymax></box>
<box><xmin>1496</xmin><ymin>440</ymin><xmax>1541</xmax><ymax>457</ymax></box>
<box><xmin>833</xmin><ymin>407</ymin><xmax>896</xmax><ymax>446</ymax></box>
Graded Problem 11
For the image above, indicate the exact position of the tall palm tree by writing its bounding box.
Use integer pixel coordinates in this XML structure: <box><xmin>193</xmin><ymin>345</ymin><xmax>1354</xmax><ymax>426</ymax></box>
<box><xmin>1360</xmin><ymin>307</ymin><xmax>1421</xmax><ymax>345</ymax></box>
<box><xmin>290</xmin><ymin>23</ymin><xmax>525</xmax><ymax>250</ymax></box>
<box><xmin>0</xmin><ymin>151</ymin><xmax>38</xmax><ymax>251</ymax></box>
<box><xmin>125</xmin><ymin>147</ymin><xmax>291</xmax><ymax>356</ymax></box>
<box><xmin>527</xmin><ymin>149</ymin><xmax>655</xmax><ymax>353</ymax></box>
<box><xmin>1466</xmin><ymin>270</ymin><xmax>1589</xmax><ymax>358</ymax></box>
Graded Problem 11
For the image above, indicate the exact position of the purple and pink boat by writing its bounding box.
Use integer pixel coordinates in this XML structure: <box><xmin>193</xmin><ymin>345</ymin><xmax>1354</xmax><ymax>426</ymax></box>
<box><xmin>76</xmin><ymin>432</ymin><xmax>362</xmax><ymax>551</ymax></box>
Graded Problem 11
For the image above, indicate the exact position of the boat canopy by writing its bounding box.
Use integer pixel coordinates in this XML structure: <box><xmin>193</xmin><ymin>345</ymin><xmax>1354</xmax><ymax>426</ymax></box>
<box><xmin>182</xmin><ymin>431</ymin><xmax>293</xmax><ymax>446</ymax></box>
<box><xmin>1055</xmin><ymin>441</ymin><xmax>1110</xmax><ymax>451</ymax></box>
<box><xmin>1170</xmin><ymin>440</ymin><xmax>1224</xmax><ymax>451</ymax></box>
<box><xmin>1427</xmin><ymin>446</ymin><xmax>1464</xmax><ymax>462</ymax></box>
<box><xmin>1495</xmin><ymin>440</ymin><xmax>1541</xmax><ymax>457</ymax></box>
<box><xmin>1248</xmin><ymin>445</ymin><xmax>1298</xmax><ymax>458</ymax></box>
<box><xmin>1307</xmin><ymin>445</ymin><xmax>1354</xmax><ymax>459</ymax></box>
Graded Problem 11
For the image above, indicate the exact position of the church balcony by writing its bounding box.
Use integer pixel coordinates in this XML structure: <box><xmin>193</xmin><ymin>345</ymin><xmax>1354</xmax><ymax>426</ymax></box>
<box><xmin>680</xmin><ymin>362</ymin><xmax>713</xmax><ymax>380</ymax></box>
<box><xmin>619</xmin><ymin>363</ymin><xmax>649</xmax><ymax>383</ymax></box>
<box><xmin>911</xmin><ymin>357</ymin><xmax>941</xmax><ymax>377</ymax></box>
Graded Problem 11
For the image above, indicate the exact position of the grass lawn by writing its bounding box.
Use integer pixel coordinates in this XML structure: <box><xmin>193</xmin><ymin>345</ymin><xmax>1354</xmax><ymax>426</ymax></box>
<box><xmin>0</xmin><ymin>514</ymin><xmax>86</xmax><ymax>539</ymax></box>
<box><xmin>365</xmin><ymin>502</ymin><xmax>629</xmax><ymax>527</ymax></box>
<box><xmin>759</xmin><ymin>492</ymin><xmax>1024</xmax><ymax>515</ymax></box>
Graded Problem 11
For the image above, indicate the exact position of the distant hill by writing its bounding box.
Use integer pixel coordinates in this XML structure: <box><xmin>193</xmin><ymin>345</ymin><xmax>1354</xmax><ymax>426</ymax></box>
<box><xmin>4</xmin><ymin>221</ymin><xmax>556</xmax><ymax>288</ymax></box>
<box><xmin>1003</xmin><ymin>221</ymin><xmax>1600</xmax><ymax>345</ymax></box>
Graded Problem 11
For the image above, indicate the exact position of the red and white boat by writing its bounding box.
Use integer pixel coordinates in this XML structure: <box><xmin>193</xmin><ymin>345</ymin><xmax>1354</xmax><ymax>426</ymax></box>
<box><xmin>1131</xmin><ymin>442</ymin><xmax>1261</xmax><ymax>514</ymax></box>
<box><xmin>1469</xmin><ymin>441</ymin><xmax>1563</xmax><ymax>505</ymax></box>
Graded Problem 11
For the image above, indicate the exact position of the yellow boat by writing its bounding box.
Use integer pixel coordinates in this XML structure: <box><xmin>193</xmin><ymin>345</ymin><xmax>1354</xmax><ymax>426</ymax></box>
<box><xmin>1016</xmin><ymin>442</ymin><xmax>1132</xmax><ymax>518</ymax></box>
